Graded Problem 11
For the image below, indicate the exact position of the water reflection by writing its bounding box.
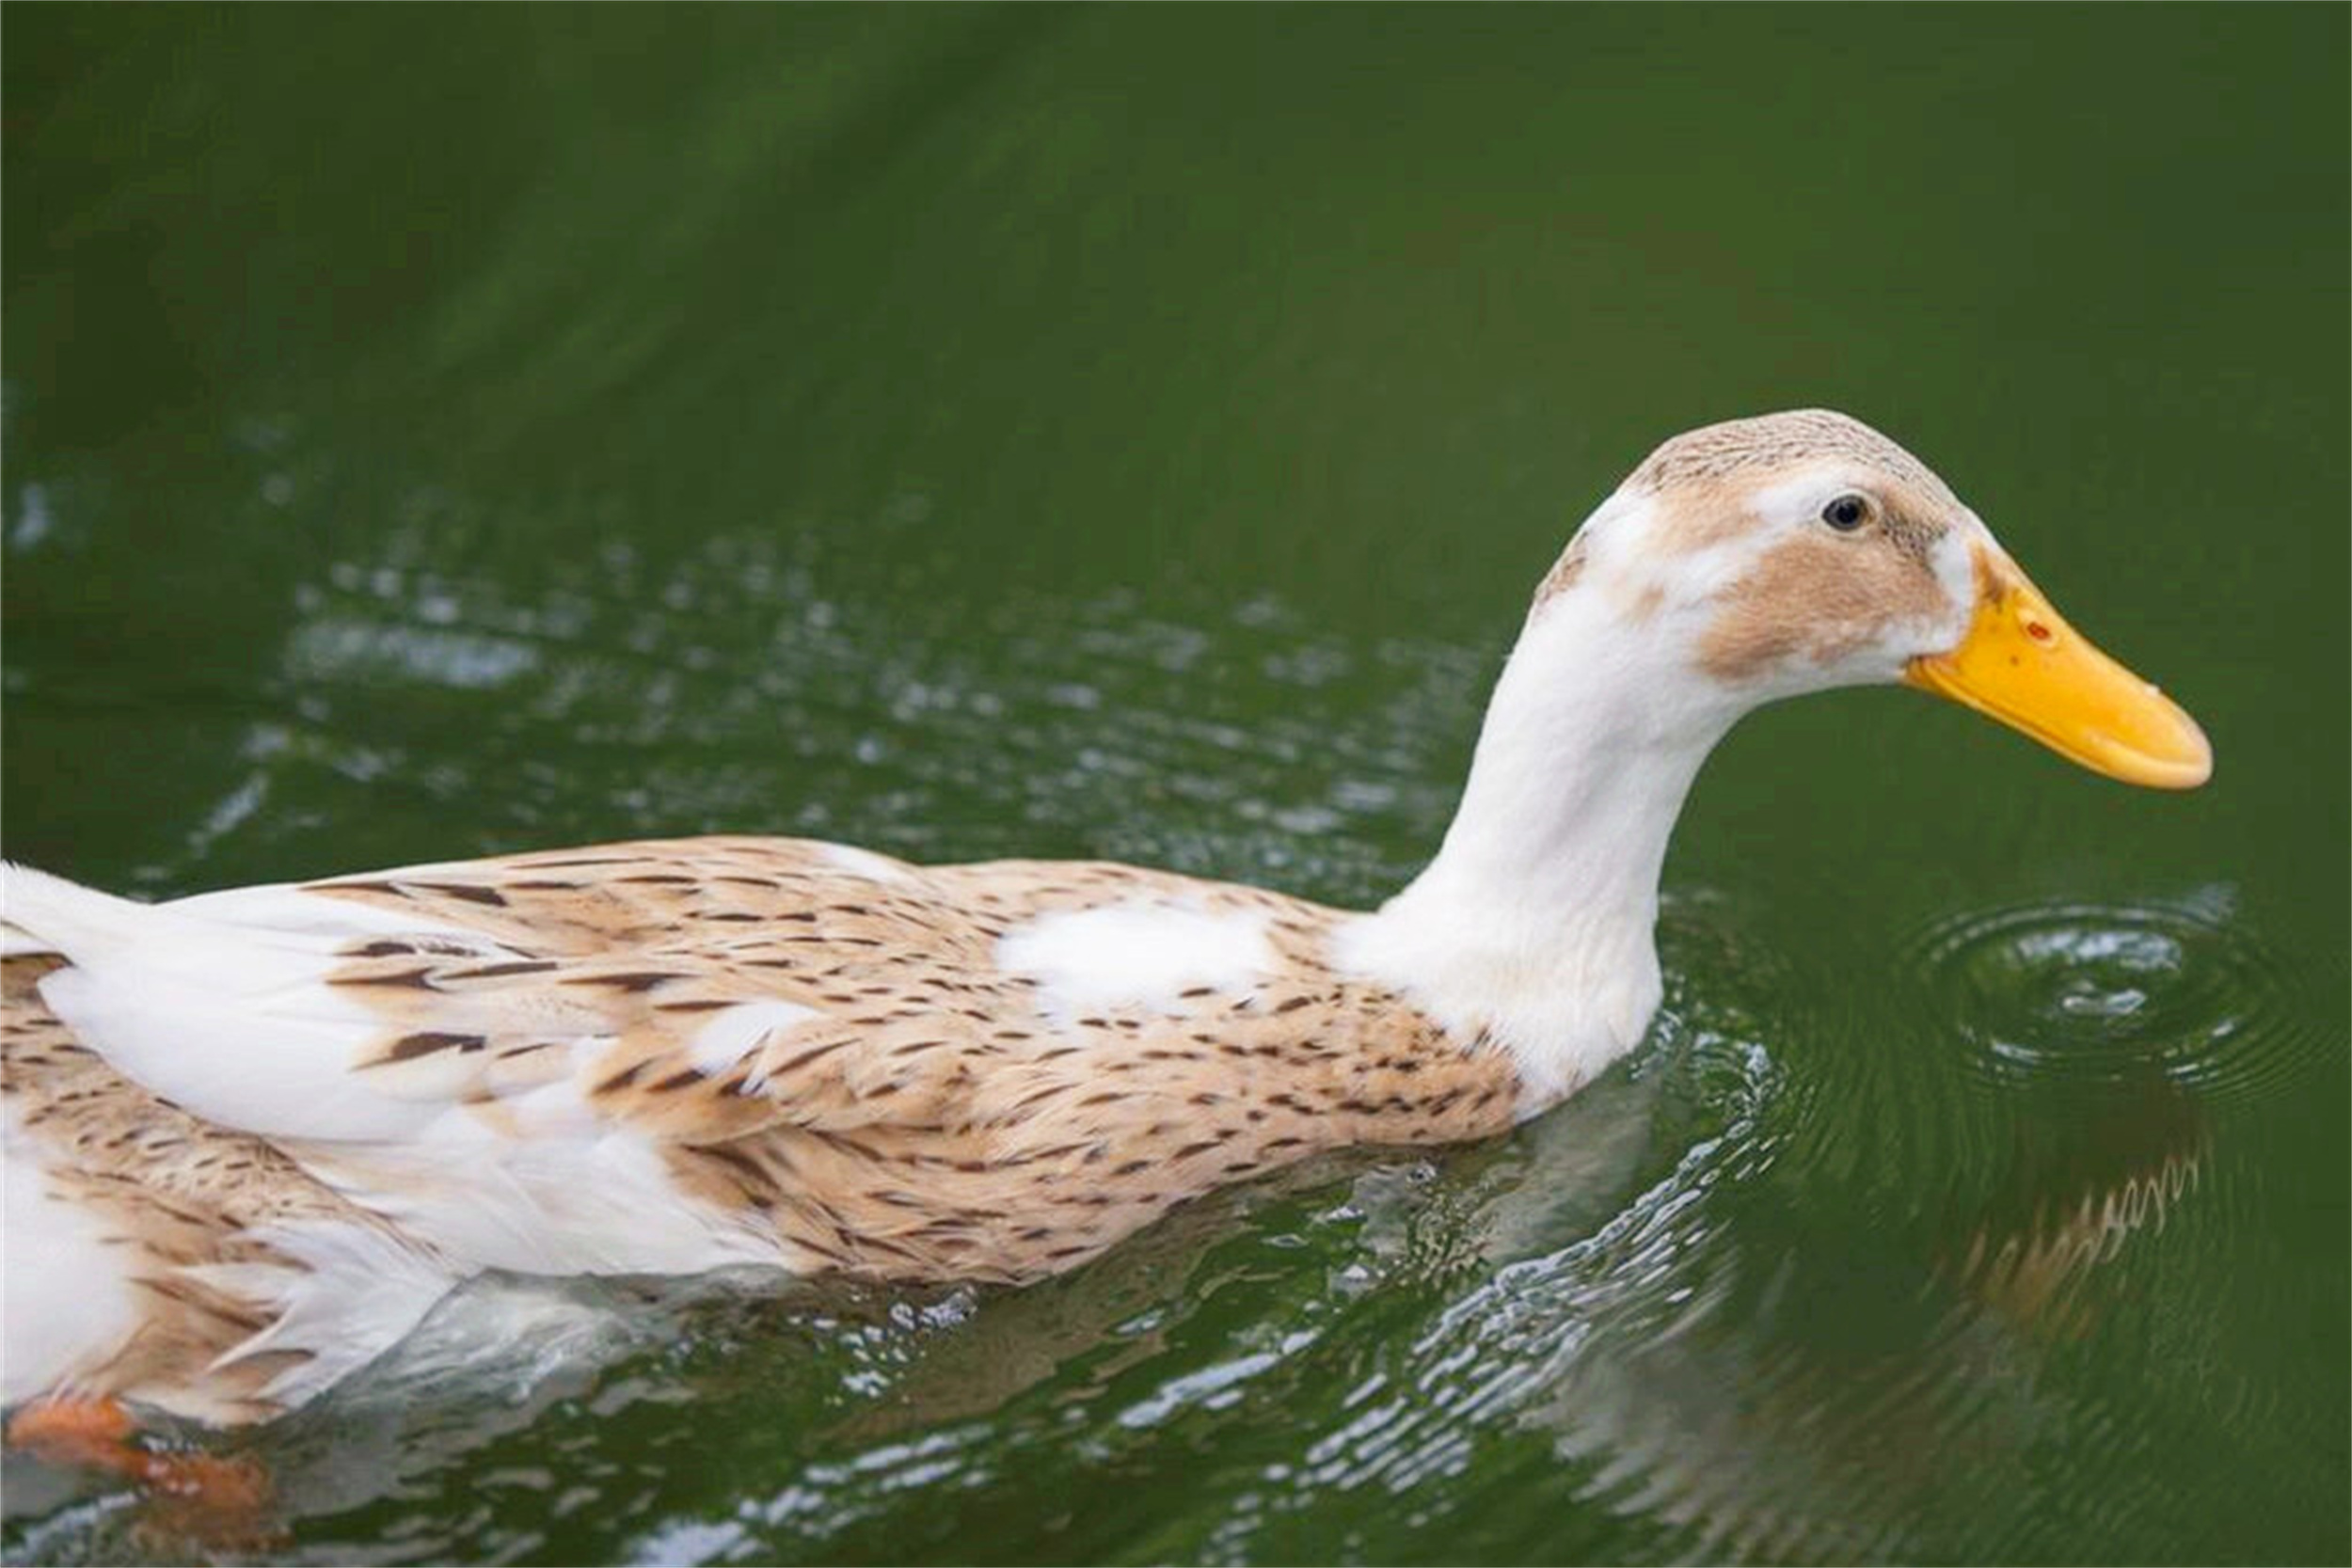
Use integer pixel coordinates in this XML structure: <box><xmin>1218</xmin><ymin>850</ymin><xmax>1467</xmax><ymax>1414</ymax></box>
<box><xmin>1496</xmin><ymin>1132</ymin><xmax>2174</xmax><ymax>1550</ymax></box>
<box><xmin>1944</xmin><ymin>1073</ymin><xmax>2205</xmax><ymax>1338</ymax></box>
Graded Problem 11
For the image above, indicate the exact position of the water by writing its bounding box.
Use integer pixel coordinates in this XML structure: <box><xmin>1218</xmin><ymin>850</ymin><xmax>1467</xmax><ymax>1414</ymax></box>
<box><xmin>4</xmin><ymin>8</ymin><xmax>2344</xmax><ymax>1563</ymax></box>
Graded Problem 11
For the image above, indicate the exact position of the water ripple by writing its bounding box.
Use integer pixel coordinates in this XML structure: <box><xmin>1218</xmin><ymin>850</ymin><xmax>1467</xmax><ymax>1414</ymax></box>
<box><xmin>1904</xmin><ymin>892</ymin><xmax>2320</xmax><ymax>1106</ymax></box>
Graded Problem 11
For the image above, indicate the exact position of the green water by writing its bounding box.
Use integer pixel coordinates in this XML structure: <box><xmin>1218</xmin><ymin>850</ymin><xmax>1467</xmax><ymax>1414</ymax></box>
<box><xmin>3</xmin><ymin>7</ymin><xmax>2344</xmax><ymax>1563</ymax></box>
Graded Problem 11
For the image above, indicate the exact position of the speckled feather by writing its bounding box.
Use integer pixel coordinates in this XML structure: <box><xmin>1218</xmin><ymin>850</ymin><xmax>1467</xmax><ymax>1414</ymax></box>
<box><xmin>306</xmin><ymin>840</ymin><xmax>1520</xmax><ymax>1272</ymax></box>
<box><xmin>3</xmin><ymin>957</ymin><xmax>421</xmax><ymax>1423</ymax></box>
<box><xmin>2</xmin><ymin>840</ymin><xmax>1518</xmax><ymax>1421</ymax></box>
<box><xmin>1630</xmin><ymin>408</ymin><xmax>1960</xmax><ymax>506</ymax></box>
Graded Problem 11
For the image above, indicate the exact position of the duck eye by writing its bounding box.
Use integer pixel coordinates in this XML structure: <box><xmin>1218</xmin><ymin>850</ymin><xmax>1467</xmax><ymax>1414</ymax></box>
<box><xmin>1821</xmin><ymin>494</ymin><xmax>1871</xmax><ymax>531</ymax></box>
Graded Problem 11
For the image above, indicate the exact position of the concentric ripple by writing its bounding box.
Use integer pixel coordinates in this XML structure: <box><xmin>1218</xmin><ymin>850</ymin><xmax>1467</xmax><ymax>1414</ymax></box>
<box><xmin>1905</xmin><ymin>893</ymin><xmax>2322</xmax><ymax>1106</ymax></box>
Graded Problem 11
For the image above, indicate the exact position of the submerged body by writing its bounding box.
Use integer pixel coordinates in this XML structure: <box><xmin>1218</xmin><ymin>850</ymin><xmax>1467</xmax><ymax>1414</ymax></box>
<box><xmin>0</xmin><ymin>410</ymin><xmax>2209</xmax><ymax>1432</ymax></box>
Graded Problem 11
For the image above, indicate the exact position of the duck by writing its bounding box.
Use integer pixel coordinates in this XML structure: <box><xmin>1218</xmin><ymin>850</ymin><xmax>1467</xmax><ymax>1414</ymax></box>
<box><xmin>0</xmin><ymin>409</ymin><xmax>2210</xmax><ymax>1476</ymax></box>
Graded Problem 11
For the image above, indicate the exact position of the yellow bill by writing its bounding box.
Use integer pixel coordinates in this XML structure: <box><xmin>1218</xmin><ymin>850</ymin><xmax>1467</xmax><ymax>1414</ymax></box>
<box><xmin>1903</xmin><ymin>547</ymin><xmax>2212</xmax><ymax>789</ymax></box>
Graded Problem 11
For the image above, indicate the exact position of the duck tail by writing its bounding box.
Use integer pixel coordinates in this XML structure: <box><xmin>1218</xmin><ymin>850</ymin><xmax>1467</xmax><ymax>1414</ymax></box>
<box><xmin>0</xmin><ymin>862</ymin><xmax>148</xmax><ymax>959</ymax></box>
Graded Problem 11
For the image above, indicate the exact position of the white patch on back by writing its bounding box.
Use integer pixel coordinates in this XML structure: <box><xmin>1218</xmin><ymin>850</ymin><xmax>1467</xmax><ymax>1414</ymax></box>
<box><xmin>2</xmin><ymin>1103</ymin><xmax>139</xmax><ymax>1404</ymax></box>
<box><xmin>818</xmin><ymin>844</ymin><xmax>914</xmax><ymax>883</ymax></box>
<box><xmin>996</xmin><ymin>899</ymin><xmax>1275</xmax><ymax>1023</ymax></box>
<box><xmin>687</xmin><ymin>1000</ymin><xmax>822</xmax><ymax>1076</ymax></box>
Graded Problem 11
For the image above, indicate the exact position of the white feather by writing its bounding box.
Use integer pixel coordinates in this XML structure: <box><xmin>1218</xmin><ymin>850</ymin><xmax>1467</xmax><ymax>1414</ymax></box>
<box><xmin>180</xmin><ymin>1220</ymin><xmax>455</xmax><ymax>1405</ymax></box>
<box><xmin>0</xmin><ymin>923</ymin><xmax>56</xmax><ymax>958</ymax></box>
<box><xmin>4</xmin><ymin>864</ymin><xmax>789</xmax><ymax>1290</ymax></box>
<box><xmin>996</xmin><ymin>900</ymin><xmax>1275</xmax><ymax>1023</ymax></box>
<box><xmin>818</xmin><ymin>843</ymin><xmax>915</xmax><ymax>883</ymax></box>
<box><xmin>292</xmin><ymin>1123</ymin><xmax>780</xmax><ymax>1279</ymax></box>
<box><xmin>2</xmin><ymin>1103</ymin><xmax>140</xmax><ymax>1404</ymax></box>
<box><xmin>687</xmin><ymin>1000</ymin><xmax>825</xmax><ymax>1077</ymax></box>
<box><xmin>2</xmin><ymin>863</ymin><xmax>489</xmax><ymax>1142</ymax></box>
<box><xmin>1338</xmin><ymin>517</ymin><xmax>1742</xmax><ymax>1111</ymax></box>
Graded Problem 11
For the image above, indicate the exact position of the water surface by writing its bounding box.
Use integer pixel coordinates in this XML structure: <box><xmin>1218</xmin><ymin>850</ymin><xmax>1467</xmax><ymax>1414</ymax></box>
<box><xmin>4</xmin><ymin>8</ymin><xmax>2344</xmax><ymax>1563</ymax></box>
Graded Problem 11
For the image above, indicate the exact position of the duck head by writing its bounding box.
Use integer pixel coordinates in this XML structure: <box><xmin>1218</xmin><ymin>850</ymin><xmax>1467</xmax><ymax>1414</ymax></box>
<box><xmin>1348</xmin><ymin>409</ymin><xmax>2211</xmax><ymax>1111</ymax></box>
<box><xmin>1543</xmin><ymin>408</ymin><xmax>2211</xmax><ymax>787</ymax></box>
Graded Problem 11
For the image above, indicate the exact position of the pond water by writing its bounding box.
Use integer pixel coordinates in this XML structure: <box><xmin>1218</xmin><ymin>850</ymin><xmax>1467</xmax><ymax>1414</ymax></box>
<box><xmin>3</xmin><ymin>8</ymin><xmax>2344</xmax><ymax>1563</ymax></box>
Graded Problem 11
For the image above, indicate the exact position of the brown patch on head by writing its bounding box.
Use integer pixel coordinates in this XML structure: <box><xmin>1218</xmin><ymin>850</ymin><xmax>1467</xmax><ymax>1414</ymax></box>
<box><xmin>1638</xmin><ymin>486</ymin><xmax>1742</xmax><ymax>555</ymax></box>
<box><xmin>1633</xmin><ymin>410</ymin><xmax>1958</xmax><ymax>504</ymax></box>
<box><xmin>1629</xmin><ymin>409</ymin><xmax>1966</xmax><ymax>562</ymax></box>
<box><xmin>1698</xmin><ymin>529</ymin><xmax>1953</xmax><ymax>682</ymax></box>
<box><xmin>1618</xmin><ymin>411</ymin><xmax>1966</xmax><ymax>582</ymax></box>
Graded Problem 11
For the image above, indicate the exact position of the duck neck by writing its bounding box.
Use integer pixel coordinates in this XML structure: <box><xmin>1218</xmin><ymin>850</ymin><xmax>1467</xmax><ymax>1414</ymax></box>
<box><xmin>1341</xmin><ymin>586</ymin><xmax>1739</xmax><ymax>1112</ymax></box>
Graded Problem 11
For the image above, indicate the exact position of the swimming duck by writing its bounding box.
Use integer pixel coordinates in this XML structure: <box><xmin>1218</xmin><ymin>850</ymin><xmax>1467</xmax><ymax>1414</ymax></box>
<box><xmin>1</xmin><ymin>411</ymin><xmax>2209</xmax><ymax>1459</ymax></box>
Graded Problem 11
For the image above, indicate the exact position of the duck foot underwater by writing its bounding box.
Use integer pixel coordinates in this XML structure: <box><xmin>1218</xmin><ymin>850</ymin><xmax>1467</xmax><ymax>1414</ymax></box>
<box><xmin>0</xmin><ymin>411</ymin><xmax>2210</xmax><ymax>1506</ymax></box>
<box><xmin>6</xmin><ymin>1396</ymin><xmax>278</xmax><ymax>1545</ymax></box>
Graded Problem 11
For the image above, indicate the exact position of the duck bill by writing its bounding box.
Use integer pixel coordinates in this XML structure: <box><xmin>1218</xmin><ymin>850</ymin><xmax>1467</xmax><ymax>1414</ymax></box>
<box><xmin>1902</xmin><ymin>548</ymin><xmax>2212</xmax><ymax>789</ymax></box>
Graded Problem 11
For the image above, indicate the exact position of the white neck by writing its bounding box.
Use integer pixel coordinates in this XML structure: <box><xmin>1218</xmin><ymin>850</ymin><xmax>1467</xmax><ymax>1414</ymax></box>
<box><xmin>1337</xmin><ymin>579</ymin><xmax>1741</xmax><ymax>1113</ymax></box>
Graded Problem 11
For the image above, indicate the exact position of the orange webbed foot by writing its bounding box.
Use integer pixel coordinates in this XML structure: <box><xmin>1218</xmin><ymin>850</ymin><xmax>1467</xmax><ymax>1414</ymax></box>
<box><xmin>8</xmin><ymin>1396</ymin><xmax>279</xmax><ymax>1548</ymax></box>
<box><xmin>6</xmin><ymin>1395</ymin><xmax>142</xmax><ymax>1473</ymax></box>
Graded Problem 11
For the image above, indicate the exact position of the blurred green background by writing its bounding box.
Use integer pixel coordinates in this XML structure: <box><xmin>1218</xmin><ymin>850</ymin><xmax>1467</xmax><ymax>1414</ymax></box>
<box><xmin>5</xmin><ymin>7</ymin><xmax>2344</xmax><ymax>1564</ymax></box>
